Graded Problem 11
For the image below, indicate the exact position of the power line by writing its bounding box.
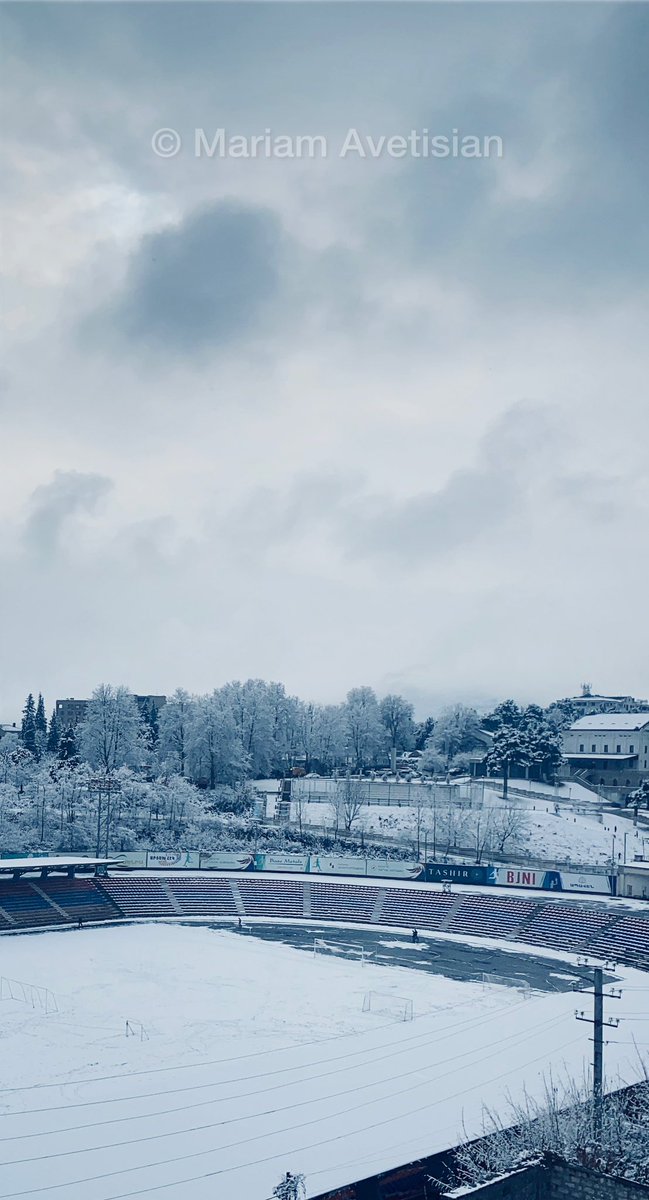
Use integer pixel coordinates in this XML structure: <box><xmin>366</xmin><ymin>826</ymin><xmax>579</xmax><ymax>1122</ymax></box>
<box><xmin>1</xmin><ymin>981</ymin><xmax>518</xmax><ymax>1096</ymax></box>
<box><xmin>2</xmin><ymin>1011</ymin><xmax>568</xmax><ymax>1166</ymax></box>
<box><xmin>5</xmin><ymin>992</ymin><xmax>542</xmax><ymax>1118</ymax></box>
<box><xmin>2</xmin><ymin>995</ymin><xmax>542</xmax><ymax>1136</ymax></box>
<box><xmin>0</xmin><ymin>1032</ymin><xmax>584</xmax><ymax>1200</ymax></box>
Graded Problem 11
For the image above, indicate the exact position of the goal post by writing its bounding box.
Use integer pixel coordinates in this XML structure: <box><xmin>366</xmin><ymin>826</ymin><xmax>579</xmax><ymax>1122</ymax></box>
<box><xmin>0</xmin><ymin>975</ymin><xmax>58</xmax><ymax>1014</ymax></box>
<box><xmin>362</xmin><ymin>990</ymin><xmax>414</xmax><ymax>1021</ymax></box>
<box><xmin>481</xmin><ymin>972</ymin><xmax>531</xmax><ymax>999</ymax></box>
<box><xmin>313</xmin><ymin>938</ymin><xmax>372</xmax><ymax>965</ymax></box>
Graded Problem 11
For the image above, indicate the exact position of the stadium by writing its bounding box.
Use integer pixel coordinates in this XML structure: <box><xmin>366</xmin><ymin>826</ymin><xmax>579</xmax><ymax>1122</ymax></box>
<box><xmin>1</xmin><ymin>858</ymin><xmax>648</xmax><ymax>1200</ymax></box>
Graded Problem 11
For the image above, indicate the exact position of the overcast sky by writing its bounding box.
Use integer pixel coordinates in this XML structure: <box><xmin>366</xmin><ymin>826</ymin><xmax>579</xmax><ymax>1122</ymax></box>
<box><xmin>1</xmin><ymin>2</ymin><xmax>648</xmax><ymax>720</ymax></box>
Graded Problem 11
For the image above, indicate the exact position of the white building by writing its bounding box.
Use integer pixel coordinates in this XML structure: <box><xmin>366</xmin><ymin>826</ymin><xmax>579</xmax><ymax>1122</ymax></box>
<box><xmin>617</xmin><ymin>861</ymin><xmax>649</xmax><ymax>901</ymax></box>
<box><xmin>562</xmin><ymin>685</ymin><xmax>648</xmax><ymax>716</ymax></box>
<box><xmin>562</xmin><ymin>713</ymin><xmax>649</xmax><ymax>791</ymax></box>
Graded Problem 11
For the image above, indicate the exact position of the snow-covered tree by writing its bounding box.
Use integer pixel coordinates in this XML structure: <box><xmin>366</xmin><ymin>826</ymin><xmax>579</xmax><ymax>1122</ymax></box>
<box><xmin>312</xmin><ymin>704</ymin><xmax>347</xmax><ymax>772</ymax></box>
<box><xmin>483</xmin><ymin>699</ymin><xmax>523</xmax><ymax>731</ymax></box>
<box><xmin>524</xmin><ymin>717</ymin><xmax>562</xmax><ymax>782</ymax></box>
<box><xmin>344</xmin><ymin>687</ymin><xmax>386</xmax><ymax>772</ymax></box>
<box><xmin>79</xmin><ymin>684</ymin><xmax>143</xmax><ymax>773</ymax></box>
<box><xmin>219</xmin><ymin>679</ymin><xmax>276</xmax><ymax>777</ymax></box>
<box><xmin>414</xmin><ymin>716</ymin><xmax>435</xmax><ymax>751</ymax></box>
<box><xmin>272</xmin><ymin>1171</ymin><xmax>306</xmax><ymax>1200</ymax></box>
<box><xmin>486</xmin><ymin>725</ymin><xmax>529</xmax><ymax>799</ymax></box>
<box><xmin>490</xmin><ymin>801</ymin><xmax>528</xmax><ymax>854</ymax></box>
<box><xmin>158</xmin><ymin>688</ymin><xmax>194</xmax><ymax>776</ymax></box>
<box><xmin>47</xmin><ymin>709</ymin><xmax>60</xmax><ymax>755</ymax></box>
<box><xmin>58</xmin><ymin>725</ymin><xmax>78</xmax><ymax>764</ymax></box>
<box><xmin>21</xmin><ymin>693</ymin><xmax>37</xmax><ymax>756</ymax></box>
<box><xmin>545</xmin><ymin>697</ymin><xmax>580</xmax><ymax>730</ymax></box>
<box><xmin>419</xmin><ymin>746</ymin><xmax>447</xmax><ymax>776</ymax></box>
<box><xmin>34</xmin><ymin>693</ymin><xmax>48</xmax><ymax>757</ymax></box>
<box><xmin>187</xmin><ymin>693</ymin><xmax>248</xmax><ymax>788</ymax></box>
<box><xmin>330</xmin><ymin>775</ymin><xmax>367</xmax><ymax>833</ymax></box>
<box><xmin>442</xmin><ymin>1074</ymin><xmax>649</xmax><ymax>1191</ymax></box>
<box><xmin>380</xmin><ymin>694</ymin><xmax>415</xmax><ymax>773</ymax></box>
<box><xmin>431</xmin><ymin>704</ymin><xmax>483</xmax><ymax>768</ymax></box>
<box><xmin>628</xmin><ymin>779</ymin><xmax>649</xmax><ymax>811</ymax></box>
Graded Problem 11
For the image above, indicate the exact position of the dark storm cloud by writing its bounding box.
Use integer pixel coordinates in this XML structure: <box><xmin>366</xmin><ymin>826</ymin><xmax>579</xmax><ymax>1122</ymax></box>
<box><xmin>382</xmin><ymin>6</ymin><xmax>649</xmax><ymax>304</ymax></box>
<box><xmin>22</xmin><ymin>470</ymin><xmax>113</xmax><ymax>558</ymax></box>
<box><xmin>94</xmin><ymin>202</ymin><xmax>283</xmax><ymax>354</ymax></box>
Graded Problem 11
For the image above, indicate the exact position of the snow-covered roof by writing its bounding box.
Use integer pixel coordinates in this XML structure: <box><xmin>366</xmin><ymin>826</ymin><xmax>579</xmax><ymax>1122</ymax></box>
<box><xmin>0</xmin><ymin>856</ymin><xmax>116</xmax><ymax>874</ymax></box>
<box><xmin>563</xmin><ymin>752</ymin><xmax>637</xmax><ymax>760</ymax></box>
<box><xmin>569</xmin><ymin>713</ymin><xmax>649</xmax><ymax>732</ymax></box>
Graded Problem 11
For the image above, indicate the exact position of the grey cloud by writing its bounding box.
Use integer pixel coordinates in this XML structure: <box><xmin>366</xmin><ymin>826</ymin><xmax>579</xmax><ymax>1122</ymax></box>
<box><xmin>94</xmin><ymin>202</ymin><xmax>283</xmax><ymax>355</ymax></box>
<box><xmin>340</xmin><ymin>405</ymin><xmax>556</xmax><ymax>563</ymax></box>
<box><xmin>23</xmin><ymin>470</ymin><xmax>113</xmax><ymax>557</ymax></box>
<box><xmin>554</xmin><ymin>473</ymin><xmax>627</xmax><ymax>524</ymax></box>
<box><xmin>383</xmin><ymin>6</ymin><xmax>649</xmax><ymax>305</ymax></box>
<box><xmin>218</xmin><ymin>473</ymin><xmax>361</xmax><ymax>562</ymax></box>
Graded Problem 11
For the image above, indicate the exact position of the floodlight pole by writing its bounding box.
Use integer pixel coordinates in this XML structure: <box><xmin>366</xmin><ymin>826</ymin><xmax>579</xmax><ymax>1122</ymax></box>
<box><xmin>89</xmin><ymin>773</ymin><xmax>121</xmax><ymax>858</ymax></box>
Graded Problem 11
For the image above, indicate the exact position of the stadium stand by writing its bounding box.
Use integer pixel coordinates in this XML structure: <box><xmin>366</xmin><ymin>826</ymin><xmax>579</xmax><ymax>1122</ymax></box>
<box><xmin>380</xmin><ymin>886</ymin><xmax>457</xmax><ymax>930</ymax></box>
<box><xmin>0</xmin><ymin>881</ymin><xmax>57</xmax><ymax>928</ymax></box>
<box><xmin>237</xmin><ymin>876</ymin><xmax>305</xmax><ymax>918</ymax></box>
<box><xmin>448</xmin><ymin>892</ymin><xmax>539</xmax><ymax>939</ymax></box>
<box><xmin>37</xmin><ymin>877</ymin><xmax>121</xmax><ymax>924</ymax></box>
<box><xmin>310</xmin><ymin>881</ymin><xmax>379</xmax><ymax>923</ymax></box>
<box><xmin>99</xmin><ymin>875</ymin><xmax>177</xmax><ymax>917</ymax></box>
<box><xmin>514</xmin><ymin>902</ymin><xmax>616</xmax><ymax>953</ymax></box>
<box><xmin>590</xmin><ymin>915</ymin><xmax>649</xmax><ymax>966</ymax></box>
<box><xmin>0</xmin><ymin>878</ymin><xmax>119</xmax><ymax>928</ymax></box>
<box><xmin>167</xmin><ymin>874</ymin><xmax>238</xmax><ymax>915</ymax></box>
<box><xmin>1</xmin><ymin>874</ymin><xmax>648</xmax><ymax>970</ymax></box>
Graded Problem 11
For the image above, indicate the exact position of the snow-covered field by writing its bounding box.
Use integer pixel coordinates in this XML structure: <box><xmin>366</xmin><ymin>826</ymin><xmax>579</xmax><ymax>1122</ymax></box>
<box><xmin>1</xmin><ymin>922</ymin><xmax>647</xmax><ymax>1200</ymax></box>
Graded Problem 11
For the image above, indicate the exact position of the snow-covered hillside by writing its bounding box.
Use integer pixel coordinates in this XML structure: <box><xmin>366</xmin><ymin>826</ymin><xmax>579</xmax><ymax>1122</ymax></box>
<box><xmin>294</xmin><ymin>786</ymin><xmax>646</xmax><ymax>867</ymax></box>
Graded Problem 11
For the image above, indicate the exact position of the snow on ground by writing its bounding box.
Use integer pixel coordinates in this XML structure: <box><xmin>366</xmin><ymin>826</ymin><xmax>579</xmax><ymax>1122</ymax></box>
<box><xmin>494</xmin><ymin>778</ymin><xmax>602</xmax><ymax>803</ymax></box>
<box><xmin>0</xmin><ymin>922</ymin><xmax>647</xmax><ymax>1200</ymax></box>
<box><xmin>297</xmin><ymin>792</ymin><xmax>645</xmax><ymax>867</ymax></box>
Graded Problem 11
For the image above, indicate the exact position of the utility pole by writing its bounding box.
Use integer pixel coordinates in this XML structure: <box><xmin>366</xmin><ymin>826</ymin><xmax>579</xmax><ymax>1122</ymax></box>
<box><xmin>574</xmin><ymin>959</ymin><xmax>621</xmax><ymax>1138</ymax></box>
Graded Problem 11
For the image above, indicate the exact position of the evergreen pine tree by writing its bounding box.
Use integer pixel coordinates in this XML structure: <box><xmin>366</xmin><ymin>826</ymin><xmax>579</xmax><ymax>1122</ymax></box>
<box><xmin>35</xmin><ymin>693</ymin><xmax>48</xmax><ymax>756</ymax></box>
<box><xmin>21</xmin><ymin>693</ymin><xmax>37</xmax><ymax>755</ymax></box>
<box><xmin>58</xmin><ymin>726</ymin><xmax>78</xmax><ymax>764</ymax></box>
<box><xmin>47</xmin><ymin>710</ymin><xmax>60</xmax><ymax>754</ymax></box>
<box><xmin>141</xmin><ymin>699</ymin><xmax>160</xmax><ymax>750</ymax></box>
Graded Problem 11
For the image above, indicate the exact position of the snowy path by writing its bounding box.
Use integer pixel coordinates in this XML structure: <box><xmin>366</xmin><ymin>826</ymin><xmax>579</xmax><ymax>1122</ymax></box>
<box><xmin>0</xmin><ymin>923</ymin><xmax>647</xmax><ymax>1200</ymax></box>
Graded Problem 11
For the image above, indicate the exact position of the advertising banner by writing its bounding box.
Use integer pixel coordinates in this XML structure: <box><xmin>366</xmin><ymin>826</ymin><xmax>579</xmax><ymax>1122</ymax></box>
<box><xmin>112</xmin><ymin>851</ymin><xmax>148</xmax><ymax>869</ymax></box>
<box><xmin>495</xmin><ymin>866</ymin><xmax>614</xmax><ymax>894</ymax></box>
<box><xmin>199</xmin><ymin>851</ymin><xmax>254</xmax><ymax>872</ymax></box>
<box><xmin>370</xmin><ymin>859</ymin><xmax>424</xmax><ymax>880</ymax></box>
<box><xmin>305</xmin><ymin>856</ymin><xmax>423</xmax><ymax>878</ymax></box>
<box><xmin>306</xmin><ymin>855</ymin><xmax>367</xmax><ymax>875</ymax></box>
<box><xmin>146</xmin><ymin>850</ymin><xmax>201</xmax><ymax>870</ymax></box>
<box><xmin>496</xmin><ymin>866</ymin><xmax>548</xmax><ymax>889</ymax></box>
<box><xmin>554</xmin><ymin>871</ymin><xmax>614</xmax><ymax>896</ymax></box>
<box><xmin>424</xmin><ymin>864</ymin><xmax>497</xmax><ymax>886</ymax></box>
<box><xmin>254</xmin><ymin>852</ymin><xmax>309</xmax><ymax>873</ymax></box>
